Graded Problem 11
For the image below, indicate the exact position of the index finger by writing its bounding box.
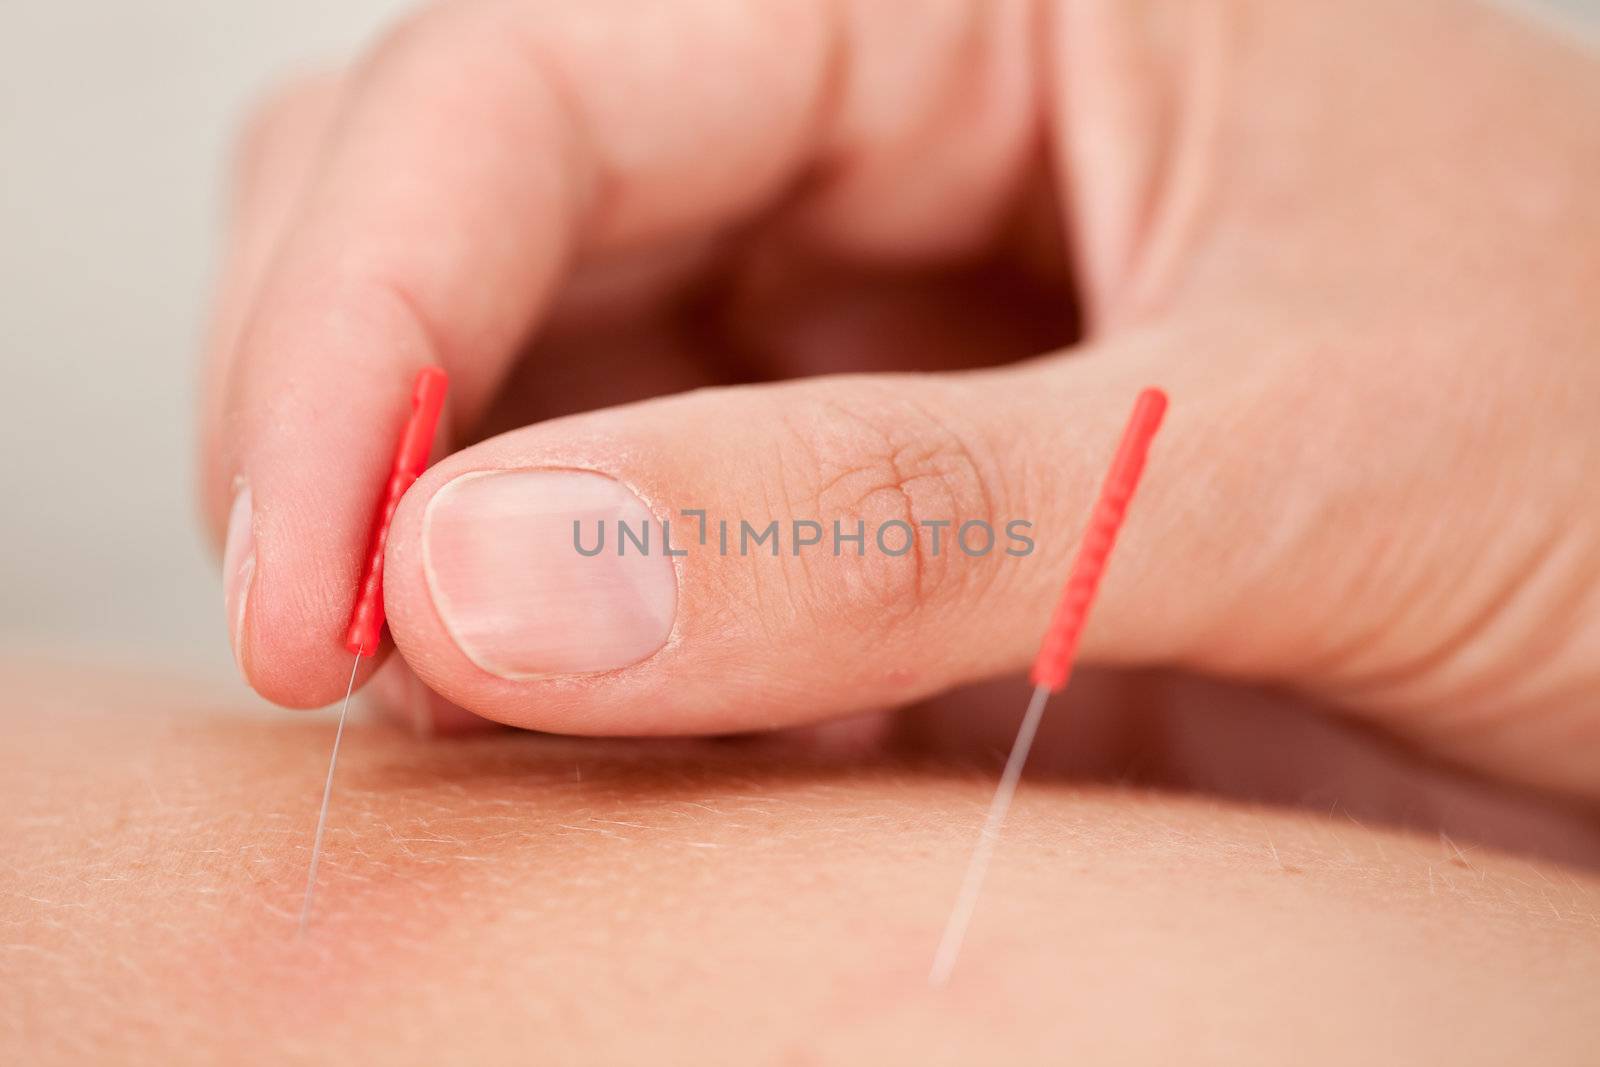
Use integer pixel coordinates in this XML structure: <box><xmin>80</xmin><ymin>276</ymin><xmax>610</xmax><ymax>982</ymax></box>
<box><xmin>208</xmin><ymin>0</ymin><xmax>837</xmax><ymax>706</ymax></box>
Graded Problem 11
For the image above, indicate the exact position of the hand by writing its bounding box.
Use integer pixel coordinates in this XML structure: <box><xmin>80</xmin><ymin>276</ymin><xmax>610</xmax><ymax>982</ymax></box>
<box><xmin>202</xmin><ymin>0</ymin><xmax>1600</xmax><ymax>800</ymax></box>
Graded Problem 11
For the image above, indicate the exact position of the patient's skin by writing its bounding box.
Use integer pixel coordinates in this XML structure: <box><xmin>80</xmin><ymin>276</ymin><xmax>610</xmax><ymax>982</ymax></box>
<box><xmin>5</xmin><ymin>664</ymin><xmax>1600</xmax><ymax>1065</ymax></box>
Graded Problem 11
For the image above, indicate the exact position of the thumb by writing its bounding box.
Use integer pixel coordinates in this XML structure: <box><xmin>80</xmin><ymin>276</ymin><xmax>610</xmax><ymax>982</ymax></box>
<box><xmin>378</xmin><ymin>334</ymin><xmax>1251</xmax><ymax>736</ymax></box>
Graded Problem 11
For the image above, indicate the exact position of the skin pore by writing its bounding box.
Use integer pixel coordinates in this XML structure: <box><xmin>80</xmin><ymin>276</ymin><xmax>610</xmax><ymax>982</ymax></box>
<box><xmin>6</xmin><ymin>660</ymin><xmax>1600</xmax><ymax>1064</ymax></box>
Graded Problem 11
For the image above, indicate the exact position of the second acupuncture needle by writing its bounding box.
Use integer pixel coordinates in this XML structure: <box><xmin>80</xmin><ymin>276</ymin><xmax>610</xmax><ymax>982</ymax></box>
<box><xmin>929</xmin><ymin>387</ymin><xmax>1168</xmax><ymax>985</ymax></box>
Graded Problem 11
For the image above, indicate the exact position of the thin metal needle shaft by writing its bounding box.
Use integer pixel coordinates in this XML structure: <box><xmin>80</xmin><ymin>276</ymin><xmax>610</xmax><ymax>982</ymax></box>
<box><xmin>929</xmin><ymin>683</ymin><xmax>1052</xmax><ymax>986</ymax></box>
<box><xmin>299</xmin><ymin>651</ymin><xmax>362</xmax><ymax>934</ymax></box>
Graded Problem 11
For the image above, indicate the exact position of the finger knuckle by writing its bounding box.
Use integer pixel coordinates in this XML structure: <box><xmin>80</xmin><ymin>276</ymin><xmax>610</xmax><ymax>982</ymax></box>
<box><xmin>232</xmin><ymin>71</ymin><xmax>338</xmax><ymax>181</ymax></box>
<box><xmin>777</xmin><ymin>384</ymin><xmax>1001</xmax><ymax>629</ymax></box>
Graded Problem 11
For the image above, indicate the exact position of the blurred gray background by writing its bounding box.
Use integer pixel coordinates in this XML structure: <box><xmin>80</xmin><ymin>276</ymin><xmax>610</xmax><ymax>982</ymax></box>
<box><xmin>1</xmin><ymin>1</ymin><xmax>411</xmax><ymax>686</ymax></box>
<box><xmin>0</xmin><ymin>0</ymin><xmax>1595</xmax><ymax>688</ymax></box>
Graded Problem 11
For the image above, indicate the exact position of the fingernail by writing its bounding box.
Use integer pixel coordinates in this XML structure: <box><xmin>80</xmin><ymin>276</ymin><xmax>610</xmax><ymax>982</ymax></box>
<box><xmin>223</xmin><ymin>483</ymin><xmax>255</xmax><ymax>676</ymax></box>
<box><xmin>423</xmin><ymin>469</ymin><xmax>677</xmax><ymax>678</ymax></box>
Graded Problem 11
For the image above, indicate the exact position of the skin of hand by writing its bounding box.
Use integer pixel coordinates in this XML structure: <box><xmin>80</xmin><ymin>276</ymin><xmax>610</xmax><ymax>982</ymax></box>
<box><xmin>6</xmin><ymin>663</ymin><xmax>1600</xmax><ymax>1065</ymax></box>
<box><xmin>200</xmin><ymin>0</ymin><xmax>1600</xmax><ymax>800</ymax></box>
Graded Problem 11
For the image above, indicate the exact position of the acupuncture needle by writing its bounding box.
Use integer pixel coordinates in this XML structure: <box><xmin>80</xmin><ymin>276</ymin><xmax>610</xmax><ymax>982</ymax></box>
<box><xmin>299</xmin><ymin>652</ymin><xmax>361</xmax><ymax>932</ymax></box>
<box><xmin>299</xmin><ymin>366</ymin><xmax>449</xmax><ymax>935</ymax></box>
<box><xmin>928</xmin><ymin>387</ymin><xmax>1168</xmax><ymax>985</ymax></box>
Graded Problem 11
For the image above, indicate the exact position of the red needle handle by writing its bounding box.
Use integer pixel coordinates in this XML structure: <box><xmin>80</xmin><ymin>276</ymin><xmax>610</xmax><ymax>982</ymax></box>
<box><xmin>1028</xmin><ymin>387</ymin><xmax>1167</xmax><ymax>692</ymax></box>
<box><xmin>344</xmin><ymin>367</ymin><xmax>449</xmax><ymax>655</ymax></box>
